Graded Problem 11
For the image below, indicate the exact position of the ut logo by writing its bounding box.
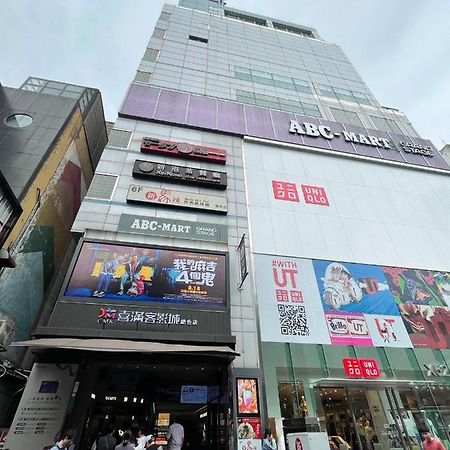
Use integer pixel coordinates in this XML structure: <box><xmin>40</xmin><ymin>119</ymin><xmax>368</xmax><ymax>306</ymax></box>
<box><xmin>273</xmin><ymin>268</ymin><xmax>298</xmax><ymax>288</ymax></box>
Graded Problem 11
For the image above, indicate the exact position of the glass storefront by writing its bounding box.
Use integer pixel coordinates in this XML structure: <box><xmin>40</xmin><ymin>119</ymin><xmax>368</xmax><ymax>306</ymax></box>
<box><xmin>262</xmin><ymin>343</ymin><xmax>450</xmax><ymax>450</ymax></box>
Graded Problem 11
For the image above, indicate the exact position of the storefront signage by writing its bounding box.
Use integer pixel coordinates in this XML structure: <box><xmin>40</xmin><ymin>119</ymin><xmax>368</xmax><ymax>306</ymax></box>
<box><xmin>423</xmin><ymin>363</ymin><xmax>450</xmax><ymax>378</ymax></box>
<box><xmin>343</xmin><ymin>358</ymin><xmax>380</xmax><ymax>379</ymax></box>
<box><xmin>65</xmin><ymin>241</ymin><xmax>227</xmax><ymax>308</ymax></box>
<box><xmin>272</xmin><ymin>181</ymin><xmax>330</xmax><ymax>206</ymax></box>
<box><xmin>237</xmin><ymin>417</ymin><xmax>262</xmax><ymax>450</ymax></box>
<box><xmin>132</xmin><ymin>159</ymin><xmax>227</xmax><ymax>189</ymax></box>
<box><xmin>180</xmin><ymin>385</ymin><xmax>208</xmax><ymax>404</ymax></box>
<box><xmin>127</xmin><ymin>184</ymin><xmax>228</xmax><ymax>214</ymax></box>
<box><xmin>141</xmin><ymin>137</ymin><xmax>227</xmax><ymax>164</ymax></box>
<box><xmin>399</xmin><ymin>141</ymin><xmax>433</xmax><ymax>157</ymax></box>
<box><xmin>117</xmin><ymin>214</ymin><xmax>228</xmax><ymax>243</ymax></box>
<box><xmin>237</xmin><ymin>234</ymin><xmax>249</xmax><ymax>288</ymax></box>
<box><xmin>97</xmin><ymin>307</ymin><xmax>199</xmax><ymax>326</ymax></box>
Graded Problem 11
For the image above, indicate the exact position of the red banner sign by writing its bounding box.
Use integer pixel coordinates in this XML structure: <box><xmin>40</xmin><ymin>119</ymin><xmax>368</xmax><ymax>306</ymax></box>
<box><xmin>343</xmin><ymin>358</ymin><xmax>380</xmax><ymax>379</ymax></box>
<box><xmin>141</xmin><ymin>137</ymin><xmax>227</xmax><ymax>164</ymax></box>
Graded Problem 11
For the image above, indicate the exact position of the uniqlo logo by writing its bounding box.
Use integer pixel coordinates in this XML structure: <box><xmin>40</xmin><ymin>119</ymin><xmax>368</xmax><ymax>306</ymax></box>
<box><xmin>301</xmin><ymin>185</ymin><xmax>329</xmax><ymax>206</ymax></box>
<box><xmin>343</xmin><ymin>358</ymin><xmax>362</xmax><ymax>378</ymax></box>
<box><xmin>290</xmin><ymin>290</ymin><xmax>304</xmax><ymax>303</ymax></box>
<box><xmin>360</xmin><ymin>359</ymin><xmax>380</xmax><ymax>379</ymax></box>
<box><xmin>276</xmin><ymin>290</ymin><xmax>289</xmax><ymax>302</ymax></box>
<box><xmin>272</xmin><ymin>181</ymin><xmax>300</xmax><ymax>202</ymax></box>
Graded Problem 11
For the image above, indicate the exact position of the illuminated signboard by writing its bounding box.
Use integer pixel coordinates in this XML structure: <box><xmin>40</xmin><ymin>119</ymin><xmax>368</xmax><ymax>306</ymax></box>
<box><xmin>236</xmin><ymin>378</ymin><xmax>260</xmax><ymax>416</ymax></box>
<box><xmin>141</xmin><ymin>137</ymin><xmax>227</xmax><ymax>164</ymax></box>
<box><xmin>65</xmin><ymin>241</ymin><xmax>227</xmax><ymax>308</ymax></box>
<box><xmin>126</xmin><ymin>184</ymin><xmax>228</xmax><ymax>214</ymax></box>
<box><xmin>343</xmin><ymin>358</ymin><xmax>380</xmax><ymax>379</ymax></box>
<box><xmin>132</xmin><ymin>159</ymin><xmax>227</xmax><ymax>189</ymax></box>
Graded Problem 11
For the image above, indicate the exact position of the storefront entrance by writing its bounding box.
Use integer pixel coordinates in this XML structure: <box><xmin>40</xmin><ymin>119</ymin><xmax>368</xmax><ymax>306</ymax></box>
<box><xmin>75</xmin><ymin>360</ymin><xmax>229</xmax><ymax>450</ymax></box>
<box><xmin>314</xmin><ymin>383</ymin><xmax>450</xmax><ymax>450</ymax></box>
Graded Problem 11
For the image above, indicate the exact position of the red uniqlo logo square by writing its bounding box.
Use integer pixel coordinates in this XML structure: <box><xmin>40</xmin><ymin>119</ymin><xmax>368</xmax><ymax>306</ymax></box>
<box><xmin>301</xmin><ymin>185</ymin><xmax>329</xmax><ymax>206</ymax></box>
<box><xmin>276</xmin><ymin>290</ymin><xmax>289</xmax><ymax>302</ymax></box>
<box><xmin>343</xmin><ymin>358</ymin><xmax>362</xmax><ymax>378</ymax></box>
<box><xmin>272</xmin><ymin>181</ymin><xmax>300</xmax><ymax>202</ymax></box>
<box><xmin>360</xmin><ymin>359</ymin><xmax>380</xmax><ymax>379</ymax></box>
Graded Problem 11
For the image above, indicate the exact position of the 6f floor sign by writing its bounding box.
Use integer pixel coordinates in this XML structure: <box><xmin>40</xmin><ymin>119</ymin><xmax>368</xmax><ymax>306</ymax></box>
<box><xmin>272</xmin><ymin>180</ymin><xmax>329</xmax><ymax>206</ymax></box>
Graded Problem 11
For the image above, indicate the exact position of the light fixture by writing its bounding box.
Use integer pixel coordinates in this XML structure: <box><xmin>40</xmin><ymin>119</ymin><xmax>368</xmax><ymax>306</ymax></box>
<box><xmin>91</xmin><ymin>393</ymin><xmax>96</xmax><ymax>400</ymax></box>
<box><xmin>133</xmin><ymin>397</ymin><xmax>137</xmax><ymax>403</ymax></box>
<box><xmin>140</xmin><ymin>398</ymin><xmax>144</xmax><ymax>404</ymax></box>
<box><xmin>124</xmin><ymin>397</ymin><xmax>128</xmax><ymax>402</ymax></box>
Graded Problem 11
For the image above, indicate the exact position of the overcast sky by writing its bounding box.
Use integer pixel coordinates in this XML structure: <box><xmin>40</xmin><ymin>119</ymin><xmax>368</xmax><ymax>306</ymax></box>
<box><xmin>2</xmin><ymin>0</ymin><xmax>449</xmax><ymax>148</ymax></box>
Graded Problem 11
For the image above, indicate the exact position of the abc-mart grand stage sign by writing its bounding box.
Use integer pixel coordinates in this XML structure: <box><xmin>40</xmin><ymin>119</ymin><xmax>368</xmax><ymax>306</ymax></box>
<box><xmin>289</xmin><ymin>120</ymin><xmax>434</xmax><ymax>156</ymax></box>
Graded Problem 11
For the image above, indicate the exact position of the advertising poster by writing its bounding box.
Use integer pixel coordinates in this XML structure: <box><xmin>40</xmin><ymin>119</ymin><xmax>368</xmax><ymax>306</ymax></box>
<box><xmin>254</xmin><ymin>255</ymin><xmax>330</xmax><ymax>345</ymax></box>
<box><xmin>65</xmin><ymin>242</ymin><xmax>227</xmax><ymax>308</ymax></box>
<box><xmin>237</xmin><ymin>417</ymin><xmax>262</xmax><ymax>450</ymax></box>
<box><xmin>180</xmin><ymin>385</ymin><xmax>208</xmax><ymax>404</ymax></box>
<box><xmin>382</xmin><ymin>267</ymin><xmax>450</xmax><ymax>348</ymax></box>
<box><xmin>6</xmin><ymin>363</ymin><xmax>78</xmax><ymax>450</ymax></box>
<box><xmin>237</xmin><ymin>379</ymin><xmax>259</xmax><ymax>415</ymax></box>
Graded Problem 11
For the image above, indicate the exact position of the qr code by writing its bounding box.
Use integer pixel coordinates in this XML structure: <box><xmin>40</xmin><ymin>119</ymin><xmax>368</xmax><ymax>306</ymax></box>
<box><xmin>278</xmin><ymin>304</ymin><xmax>310</xmax><ymax>336</ymax></box>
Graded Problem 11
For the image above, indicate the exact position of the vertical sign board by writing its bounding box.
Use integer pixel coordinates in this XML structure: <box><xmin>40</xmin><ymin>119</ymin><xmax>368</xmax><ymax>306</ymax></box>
<box><xmin>237</xmin><ymin>235</ymin><xmax>249</xmax><ymax>288</ymax></box>
<box><xmin>6</xmin><ymin>363</ymin><xmax>78</xmax><ymax>450</ymax></box>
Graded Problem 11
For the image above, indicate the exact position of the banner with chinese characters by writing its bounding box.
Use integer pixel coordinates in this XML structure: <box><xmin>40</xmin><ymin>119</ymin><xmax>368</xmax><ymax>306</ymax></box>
<box><xmin>65</xmin><ymin>241</ymin><xmax>227</xmax><ymax>308</ymax></box>
<box><xmin>127</xmin><ymin>184</ymin><xmax>228</xmax><ymax>214</ymax></box>
<box><xmin>254</xmin><ymin>254</ymin><xmax>450</xmax><ymax>350</ymax></box>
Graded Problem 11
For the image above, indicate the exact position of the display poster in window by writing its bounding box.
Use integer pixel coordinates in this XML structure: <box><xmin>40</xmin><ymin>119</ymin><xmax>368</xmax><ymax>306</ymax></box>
<box><xmin>237</xmin><ymin>417</ymin><xmax>262</xmax><ymax>450</ymax></box>
<box><xmin>254</xmin><ymin>253</ymin><xmax>450</xmax><ymax>350</ymax></box>
<box><xmin>236</xmin><ymin>378</ymin><xmax>259</xmax><ymax>416</ymax></box>
<box><xmin>180</xmin><ymin>385</ymin><xmax>208</xmax><ymax>404</ymax></box>
<box><xmin>65</xmin><ymin>241</ymin><xmax>227</xmax><ymax>308</ymax></box>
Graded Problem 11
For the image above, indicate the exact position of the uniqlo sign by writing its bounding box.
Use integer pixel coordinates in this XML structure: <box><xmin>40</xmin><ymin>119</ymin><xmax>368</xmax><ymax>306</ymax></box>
<box><xmin>272</xmin><ymin>181</ymin><xmax>300</xmax><ymax>202</ymax></box>
<box><xmin>301</xmin><ymin>185</ymin><xmax>329</xmax><ymax>206</ymax></box>
<box><xmin>343</xmin><ymin>358</ymin><xmax>380</xmax><ymax>379</ymax></box>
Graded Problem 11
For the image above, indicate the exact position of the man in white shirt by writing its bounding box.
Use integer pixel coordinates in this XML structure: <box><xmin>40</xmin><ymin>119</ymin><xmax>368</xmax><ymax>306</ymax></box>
<box><xmin>166</xmin><ymin>417</ymin><xmax>184</xmax><ymax>450</ymax></box>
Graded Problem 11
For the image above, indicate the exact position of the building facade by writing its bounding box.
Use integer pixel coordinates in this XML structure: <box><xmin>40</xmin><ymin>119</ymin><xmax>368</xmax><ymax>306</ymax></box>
<box><xmin>0</xmin><ymin>78</ymin><xmax>107</xmax><ymax>431</ymax></box>
<box><xmin>6</xmin><ymin>2</ymin><xmax>450</xmax><ymax>450</ymax></box>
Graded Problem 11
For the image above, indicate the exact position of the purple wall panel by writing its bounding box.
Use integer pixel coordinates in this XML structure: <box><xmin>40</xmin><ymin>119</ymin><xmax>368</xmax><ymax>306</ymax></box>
<box><xmin>154</xmin><ymin>89</ymin><xmax>189</xmax><ymax>123</ymax></box>
<box><xmin>119</xmin><ymin>86</ymin><xmax>449</xmax><ymax>172</ymax></box>
<box><xmin>187</xmin><ymin>95</ymin><xmax>217</xmax><ymax>129</ymax></box>
<box><xmin>217</xmin><ymin>100</ymin><xmax>246</xmax><ymax>135</ymax></box>
<box><xmin>270</xmin><ymin>110</ymin><xmax>302</xmax><ymax>145</ymax></box>
<box><xmin>121</xmin><ymin>85</ymin><xmax>159</xmax><ymax>119</ymax></box>
<box><xmin>244</xmin><ymin>106</ymin><xmax>275</xmax><ymax>140</ymax></box>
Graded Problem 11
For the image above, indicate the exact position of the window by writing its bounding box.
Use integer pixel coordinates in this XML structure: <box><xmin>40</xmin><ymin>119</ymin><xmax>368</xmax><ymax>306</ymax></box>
<box><xmin>143</xmin><ymin>48</ymin><xmax>159</xmax><ymax>62</ymax></box>
<box><xmin>234</xmin><ymin>66</ymin><xmax>252</xmax><ymax>82</ymax></box>
<box><xmin>224</xmin><ymin>10</ymin><xmax>267</xmax><ymax>26</ymax></box>
<box><xmin>86</xmin><ymin>174</ymin><xmax>118</xmax><ymax>201</ymax></box>
<box><xmin>370</xmin><ymin>115</ymin><xmax>403</xmax><ymax>134</ymax></box>
<box><xmin>4</xmin><ymin>114</ymin><xmax>33</xmax><ymax>128</ymax></box>
<box><xmin>317</xmin><ymin>84</ymin><xmax>372</xmax><ymax>106</ymax></box>
<box><xmin>330</xmin><ymin>107</ymin><xmax>363</xmax><ymax>127</ymax></box>
<box><xmin>134</xmin><ymin>71</ymin><xmax>152</xmax><ymax>84</ymax></box>
<box><xmin>189</xmin><ymin>35</ymin><xmax>208</xmax><ymax>44</ymax></box>
<box><xmin>152</xmin><ymin>28</ymin><xmax>166</xmax><ymax>39</ymax></box>
<box><xmin>159</xmin><ymin>12</ymin><xmax>171</xmax><ymax>21</ymax></box>
<box><xmin>272</xmin><ymin>21</ymin><xmax>314</xmax><ymax>38</ymax></box>
<box><xmin>108</xmin><ymin>129</ymin><xmax>132</xmax><ymax>149</ymax></box>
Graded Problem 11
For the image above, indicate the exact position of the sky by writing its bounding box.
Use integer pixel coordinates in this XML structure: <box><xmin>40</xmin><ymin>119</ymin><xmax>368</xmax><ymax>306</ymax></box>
<box><xmin>2</xmin><ymin>0</ymin><xmax>450</xmax><ymax>149</ymax></box>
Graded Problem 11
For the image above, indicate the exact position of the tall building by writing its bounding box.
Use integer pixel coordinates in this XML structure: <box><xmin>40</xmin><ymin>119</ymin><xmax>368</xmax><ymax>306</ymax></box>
<box><xmin>6</xmin><ymin>2</ymin><xmax>450</xmax><ymax>450</ymax></box>
<box><xmin>0</xmin><ymin>77</ymin><xmax>107</xmax><ymax>430</ymax></box>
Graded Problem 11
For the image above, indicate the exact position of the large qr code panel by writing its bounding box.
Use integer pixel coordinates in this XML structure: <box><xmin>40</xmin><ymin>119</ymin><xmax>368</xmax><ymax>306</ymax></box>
<box><xmin>278</xmin><ymin>304</ymin><xmax>310</xmax><ymax>336</ymax></box>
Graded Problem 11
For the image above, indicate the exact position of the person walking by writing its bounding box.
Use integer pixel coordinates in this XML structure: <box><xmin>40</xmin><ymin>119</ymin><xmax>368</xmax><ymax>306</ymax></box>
<box><xmin>262</xmin><ymin>429</ymin><xmax>277</xmax><ymax>450</ymax></box>
<box><xmin>115</xmin><ymin>432</ymin><xmax>134</xmax><ymax>450</ymax></box>
<box><xmin>50</xmin><ymin>431</ymin><xmax>74</xmax><ymax>450</ymax></box>
<box><xmin>98</xmin><ymin>426</ymin><xmax>117</xmax><ymax>450</ymax></box>
<box><xmin>166</xmin><ymin>417</ymin><xmax>184</xmax><ymax>450</ymax></box>
<box><xmin>422</xmin><ymin>430</ymin><xmax>447</xmax><ymax>450</ymax></box>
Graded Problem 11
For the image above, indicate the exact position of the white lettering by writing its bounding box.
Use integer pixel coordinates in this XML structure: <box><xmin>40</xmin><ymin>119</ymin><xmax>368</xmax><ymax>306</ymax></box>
<box><xmin>368</xmin><ymin>136</ymin><xmax>382</xmax><ymax>147</ymax></box>
<box><xmin>379</xmin><ymin>138</ymin><xmax>391</xmax><ymax>149</ymax></box>
<box><xmin>358</xmin><ymin>134</ymin><xmax>370</xmax><ymax>145</ymax></box>
<box><xmin>318</xmin><ymin>125</ymin><xmax>333</xmax><ymax>139</ymax></box>
<box><xmin>161</xmin><ymin>223</ymin><xmax>171</xmax><ymax>231</ymax></box>
<box><xmin>304</xmin><ymin>122</ymin><xmax>320</xmax><ymax>137</ymax></box>
<box><xmin>288</xmin><ymin>120</ymin><xmax>305</xmax><ymax>135</ymax></box>
<box><xmin>342</xmin><ymin>131</ymin><xmax>359</xmax><ymax>143</ymax></box>
<box><xmin>149</xmin><ymin>220</ymin><xmax>158</xmax><ymax>230</ymax></box>
<box><xmin>131</xmin><ymin>219</ymin><xmax>141</xmax><ymax>229</ymax></box>
<box><xmin>141</xmin><ymin>220</ymin><xmax>150</xmax><ymax>230</ymax></box>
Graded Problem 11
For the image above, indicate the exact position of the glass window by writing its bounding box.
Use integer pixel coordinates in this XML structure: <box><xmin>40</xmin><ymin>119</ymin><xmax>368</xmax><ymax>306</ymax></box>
<box><xmin>370</xmin><ymin>115</ymin><xmax>403</xmax><ymax>134</ymax></box>
<box><xmin>334</xmin><ymin>87</ymin><xmax>355</xmax><ymax>102</ymax></box>
<box><xmin>234</xmin><ymin>66</ymin><xmax>252</xmax><ymax>82</ymax></box>
<box><xmin>293</xmin><ymin>79</ymin><xmax>312</xmax><ymax>94</ymax></box>
<box><xmin>27</xmin><ymin>78</ymin><xmax>46</xmax><ymax>86</ymax></box>
<box><xmin>272</xmin><ymin>74</ymin><xmax>295</xmax><ymax>90</ymax></box>
<box><xmin>251</xmin><ymin>70</ymin><xmax>274</xmax><ymax>86</ymax></box>
<box><xmin>41</xmin><ymin>87</ymin><xmax>61</xmax><ymax>96</ymax></box>
<box><xmin>47</xmin><ymin>81</ymin><xmax>65</xmax><ymax>89</ymax></box>
<box><xmin>4</xmin><ymin>114</ymin><xmax>33</xmax><ymax>128</ymax></box>
<box><xmin>60</xmin><ymin>90</ymin><xmax>81</xmax><ymax>99</ymax></box>
<box><xmin>330</xmin><ymin>107</ymin><xmax>363</xmax><ymax>127</ymax></box>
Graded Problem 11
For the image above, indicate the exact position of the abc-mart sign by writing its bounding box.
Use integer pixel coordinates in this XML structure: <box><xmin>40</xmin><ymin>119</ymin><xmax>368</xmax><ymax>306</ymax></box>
<box><xmin>288</xmin><ymin>120</ymin><xmax>434</xmax><ymax>157</ymax></box>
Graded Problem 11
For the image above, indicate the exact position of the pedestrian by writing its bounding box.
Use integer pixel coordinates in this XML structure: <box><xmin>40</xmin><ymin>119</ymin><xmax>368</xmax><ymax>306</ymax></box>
<box><xmin>422</xmin><ymin>430</ymin><xmax>446</xmax><ymax>450</ymax></box>
<box><xmin>262</xmin><ymin>429</ymin><xmax>277</xmax><ymax>450</ymax></box>
<box><xmin>115</xmin><ymin>432</ymin><xmax>134</xmax><ymax>450</ymax></box>
<box><xmin>50</xmin><ymin>431</ymin><xmax>74</xmax><ymax>450</ymax></box>
<box><xmin>98</xmin><ymin>426</ymin><xmax>117</xmax><ymax>450</ymax></box>
<box><xmin>166</xmin><ymin>417</ymin><xmax>184</xmax><ymax>450</ymax></box>
<box><xmin>135</xmin><ymin>430</ymin><xmax>149</xmax><ymax>449</ymax></box>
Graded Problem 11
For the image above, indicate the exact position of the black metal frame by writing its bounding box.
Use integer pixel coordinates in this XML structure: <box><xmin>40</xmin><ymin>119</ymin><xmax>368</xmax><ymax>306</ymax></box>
<box><xmin>0</xmin><ymin>169</ymin><xmax>22</xmax><ymax>248</ymax></box>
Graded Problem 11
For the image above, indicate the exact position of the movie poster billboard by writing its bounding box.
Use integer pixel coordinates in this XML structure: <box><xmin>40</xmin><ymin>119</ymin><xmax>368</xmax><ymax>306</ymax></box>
<box><xmin>254</xmin><ymin>253</ymin><xmax>450</xmax><ymax>350</ymax></box>
<box><xmin>237</xmin><ymin>417</ymin><xmax>262</xmax><ymax>450</ymax></box>
<box><xmin>65</xmin><ymin>242</ymin><xmax>227</xmax><ymax>308</ymax></box>
<box><xmin>237</xmin><ymin>378</ymin><xmax>260</xmax><ymax>416</ymax></box>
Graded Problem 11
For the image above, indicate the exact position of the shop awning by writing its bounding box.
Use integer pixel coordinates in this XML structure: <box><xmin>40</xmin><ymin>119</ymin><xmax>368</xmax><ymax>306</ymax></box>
<box><xmin>12</xmin><ymin>338</ymin><xmax>239</xmax><ymax>356</ymax></box>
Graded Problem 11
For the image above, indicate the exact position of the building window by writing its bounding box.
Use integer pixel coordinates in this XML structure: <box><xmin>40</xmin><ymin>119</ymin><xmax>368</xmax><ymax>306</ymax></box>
<box><xmin>330</xmin><ymin>107</ymin><xmax>363</xmax><ymax>127</ymax></box>
<box><xmin>317</xmin><ymin>84</ymin><xmax>372</xmax><ymax>106</ymax></box>
<box><xmin>4</xmin><ymin>114</ymin><xmax>33</xmax><ymax>128</ymax></box>
<box><xmin>159</xmin><ymin>12</ymin><xmax>171</xmax><ymax>21</ymax></box>
<box><xmin>224</xmin><ymin>10</ymin><xmax>267</xmax><ymax>26</ymax></box>
<box><xmin>108</xmin><ymin>129</ymin><xmax>132</xmax><ymax>149</ymax></box>
<box><xmin>143</xmin><ymin>48</ymin><xmax>159</xmax><ymax>62</ymax></box>
<box><xmin>189</xmin><ymin>35</ymin><xmax>208</xmax><ymax>44</ymax></box>
<box><xmin>370</xmin><ymin>115</ymin><xmax>403</xmax><ymax>134</ymax></box>
<box><xmin>272</xmin><ymin>21</ymin><xmax>314</xmax><ymax>38</ymax></box>
<box><xmin>152</xmin><ymin>28</ymin><xmax>166</xmax><ymax>39</ymax></box>
<box><xmin>86</xmin><ymin>174</ymin><xmax>118</xmax><ymax>201</ymax></box>
<box><xmin>134</xmin><ymin>71</ymin><xmax>152</xmax><ymax>84</ymax></box>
